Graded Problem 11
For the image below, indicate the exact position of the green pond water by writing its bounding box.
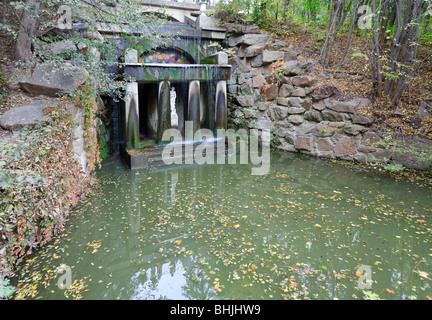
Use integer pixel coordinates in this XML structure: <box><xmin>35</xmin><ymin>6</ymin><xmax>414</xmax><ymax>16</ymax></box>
<box><xmin>11</xmin><ymin>152</ymin><xmax>432</xmax><ymax>300</ymax></box>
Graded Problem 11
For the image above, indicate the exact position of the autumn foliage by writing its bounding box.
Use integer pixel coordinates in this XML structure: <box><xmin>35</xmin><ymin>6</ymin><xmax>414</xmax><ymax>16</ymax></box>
<box><xmin>0</xmin><ymin>101</ymin><xmax>94</xmax><ymax>279</ymax></box>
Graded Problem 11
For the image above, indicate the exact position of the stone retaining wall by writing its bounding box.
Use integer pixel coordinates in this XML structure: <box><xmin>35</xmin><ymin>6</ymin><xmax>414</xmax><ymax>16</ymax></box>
<box><xmin>223</xmin><ymin>23</ymin><xmax>432</xmax><ymax>171</ymax></box>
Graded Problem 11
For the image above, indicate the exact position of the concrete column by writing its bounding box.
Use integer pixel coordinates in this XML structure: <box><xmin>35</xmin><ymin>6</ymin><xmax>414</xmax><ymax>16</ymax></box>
<box><xmin>125</xmin><ymin>81</ymin><xmax>139</xmax><ymax>149</ymax></box>
<box><xmin>187</xmin><ymin>80</ymin><xmax>201</xmax><ymax>138</ymax></box>
<box><xmin>124</xmin><ymin>49</ymin><xmax>140</xmax><ymax>149</ymax></box>
<box><xmin>170</xmin><ymin>86</ymin><xmax>179</xmax><ymax>128</ymax></box>
<box><xmin>157</xmin><ymin>81</ymin><xmax>171</xmax><ymax>143</ymax></box>
<box><xmin>206</xmin><ymin>82</ymin><xmax>216</xmax><ymax>132</ymax></box>
<box><xmin>199</xmin><ymin>81</ymin><xmax>208</xmax><ymax>126</ymax></box>
<box><xmin>215</xmin><ymin>80</ymin><xmax>227</xmax><ymax>130</ymax></box>
<box><xmin>200</xmin><ymin>0</ymin><xmax>207</xmax><ymax>12</ymax></box>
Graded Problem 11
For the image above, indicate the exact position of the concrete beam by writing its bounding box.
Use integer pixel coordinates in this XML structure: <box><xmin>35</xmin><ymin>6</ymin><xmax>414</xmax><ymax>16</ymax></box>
<box><xmin>204</xmin><ymin>52</ymin><xmax>228</xmax><ymax>65</ymax></box>
<box><xmin>140</xmin><ymin>0</ymin><xmax>202</xmax><ymax>11</ymax></box>
<box><xmin>124</xmin><ymin>64</ymin><xmax>231</xmax><ymax>83</ymax></box>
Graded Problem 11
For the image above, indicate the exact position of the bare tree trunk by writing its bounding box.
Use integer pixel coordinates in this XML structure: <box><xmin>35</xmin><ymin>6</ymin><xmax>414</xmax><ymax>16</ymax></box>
<box><xmin>388</xmin><ymin>0</ymin><xmax>397</xmax><ymax>28</ymax></box>
<box><xmin>283</xmin><ymin>0</ymin><xmax>290</xmax><ymax>24</ymax></box>
<box><xmin>325</xmin><ymin>0</ymin><xmax>334</xmax><ymax>36</ymax></box>
<box><xmin>371</xmin><ymin>0</ymin><xmax>382</xmax><ymax>97</ymax></box>
<box><xmin>260</xmin><ymin>0</ymin><xmax>267</xmax><ymax>18</ymax></box>
<box><xmin>339</xmin><ymin>0</ymin><xmax>358</xmax><ymax>66</ymax></box>
<box><xmin>389</xmin><ymin>0</ymin><xmax>426</xmax><ymax>104</ymax></box>
<box><xmin>383</xmin><ymin>0</ymin><xmax>415</xmax><ymax>96</ymax></box>
<box><xmin>383</xmin><ymin>0</ymin><xmax>406</xmax><ymax>94</ymax></box>
<box><xmin>13</xmin><ymin>0</ymin><xmax>41</xmax><ymax>62</ymax></box>
<box><xmin>337</xmin><ymin>0</ymin><xmax>352</xmax><ymax>30</ymax></box>
<box><xmin>2</xmin><ymin>0</ymin><xmax>6</xmax><ymax>24</ymax></box>
<box><xmin>320</xmin><ymin>0</ymin><xmax>343</xmax><ymax>67</ymax></box>
<box><xmin>379</xmin><ymin>0</ymin><xmax>390</xmax><ymax>44</ymax></box>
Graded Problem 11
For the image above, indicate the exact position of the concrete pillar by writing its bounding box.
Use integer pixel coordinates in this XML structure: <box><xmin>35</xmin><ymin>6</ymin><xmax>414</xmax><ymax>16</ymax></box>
<box><xmin>125</xmin><ymin>82</ymin><xmax>139</xmax><ymax>149</ymax></box>
<box><xmin>170</xmin><ymin>86</ymin><xmax>179</xmax><ymax>128</ymax></box>
<box><xmin>200</xmin><ymin>0</ymin><xmax>207</xmax><ymax>12</ymax></box>
<box><xmin>157</xmin><ymin>81</ymin><xmax>171</xmax><ymax>143</ymax></box>
<box><xmin>199</xmin><ymin>81</ymin><xmax>208</xmax><ymax>126</ymax></box>
<box><xmin>206</xmin><ymin>82</ymin><xmax>216</xmax><ymax>132</ymax></box>
<box><xmin>187</xmin><ymin>80</ymin><xmax>201</xmax><ymax>138</ymax></box>
<box><xmin>124</xmin><ymin>49</ymin><xmax>139</xmax><ymax>149</ymax></box>
<box><xmin>215</xmin><ymin>80</ymin><xmax>227</xmax><ymax>130</ymax></box>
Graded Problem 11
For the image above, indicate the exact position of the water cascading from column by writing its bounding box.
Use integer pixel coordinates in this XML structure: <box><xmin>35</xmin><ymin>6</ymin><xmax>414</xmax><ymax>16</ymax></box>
<box><xmin>125</xmin><ymin>82</ymin><xmax>140</xmax><ymax>149</ymax></box>
<box><xmin>215</xmin><ymin>80</ymin><xmax>227</xmax><ymax>130</ymax></box>
<box><xmin>187</xmin><ymin>80</ymin><xmax>201</xmax><ymax>140</ymax></box>
<box><xmin>157</xmin><ymin>81</ymin><xmax>171</xmax><ymax>144</ymax></box>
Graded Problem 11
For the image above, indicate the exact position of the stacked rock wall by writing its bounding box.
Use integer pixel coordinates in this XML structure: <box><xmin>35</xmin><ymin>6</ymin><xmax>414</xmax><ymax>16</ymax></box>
<box><xmin>224</xmin><ymin>23</ymin><xmax>432</xmax><ymax>171</ymax></box>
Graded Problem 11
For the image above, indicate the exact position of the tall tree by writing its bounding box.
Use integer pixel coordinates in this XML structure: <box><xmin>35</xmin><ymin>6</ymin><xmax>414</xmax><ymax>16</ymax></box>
<box><xmin>320</xmin><ymin>0</ymin><xmax>344</xmax><ymax>67</ymax></box>
<box><xmin>283</xmin><ymin>0</ymin><xmax>290</xmax><ymax>24</ymax></box>
<box><xmin>382</xmin><ymin>0</ymin><xmax>429</xmax><ymax>104</ymax></box>
<box><xmin>378</xmin><ymin>0</ymin><xmax>391</xmax><ymax>44</ymax></box>
<box><xmin>339</xmin><ymin>0</ymin><xmax>359</xmax><ymax>66</ymax></box>
<box><xmin>370</xmin><ymin>0</ymin><xmax>383</xmax><ymax>96</ymax></box>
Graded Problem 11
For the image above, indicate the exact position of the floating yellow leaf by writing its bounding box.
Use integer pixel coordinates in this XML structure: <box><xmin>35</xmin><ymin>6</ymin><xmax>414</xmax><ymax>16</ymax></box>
<box><xmin>418</xmin><ymin>271</ymin><xmax>430</xmax><ymax>279</ymax></box>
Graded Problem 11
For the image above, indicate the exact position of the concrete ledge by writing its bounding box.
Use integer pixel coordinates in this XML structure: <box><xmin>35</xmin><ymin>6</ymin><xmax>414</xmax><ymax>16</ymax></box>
<box><xmin>140</xmin><ymin>0</ymin><xmax>202</xmax><ymax>11</ymax></box>
<box><xmin>124</xmin><ymin>63</ymin><xmax>231</xmax><ymax>82</ymax></box>
<box><xmin>120</xmin><ymin>139</ymin><xmax>234</xmax><ymax>170</ymax></box>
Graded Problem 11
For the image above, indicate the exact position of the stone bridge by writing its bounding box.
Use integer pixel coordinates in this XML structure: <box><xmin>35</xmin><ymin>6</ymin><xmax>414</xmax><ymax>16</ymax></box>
<box><xmin>94</xmin><ymin>0</ymin><xmax>231</xmax><ymax>151</ymax></box>
<box><xmin>138</xmin><ymin>0</ymin><xmax>222</xmax><ymax>24</ymax></box>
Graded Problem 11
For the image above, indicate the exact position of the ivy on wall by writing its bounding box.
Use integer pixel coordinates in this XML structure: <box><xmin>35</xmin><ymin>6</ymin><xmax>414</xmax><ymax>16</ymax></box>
<box><xmin>0</xmin><ymin>100</ymin><xmax>94</xmax><ymax>279</ymax></box>
<box><xmin>71</xmin><ymin>80</ymin><xmax>102</xmax><ymax>172</ymax></box>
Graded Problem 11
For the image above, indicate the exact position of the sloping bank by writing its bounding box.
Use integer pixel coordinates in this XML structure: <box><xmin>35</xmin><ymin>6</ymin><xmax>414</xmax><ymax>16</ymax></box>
<box><xmin>0</xmin><ymin>67</ymin><xmax>107</xmax><ymax>288</ymax></box>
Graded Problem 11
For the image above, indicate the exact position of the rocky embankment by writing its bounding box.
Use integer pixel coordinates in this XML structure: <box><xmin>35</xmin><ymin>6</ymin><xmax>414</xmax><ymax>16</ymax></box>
<box><xmin>223</xmin><ymin>23</ymin><xmax>432</xmax><ymax>171</ymax></box>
